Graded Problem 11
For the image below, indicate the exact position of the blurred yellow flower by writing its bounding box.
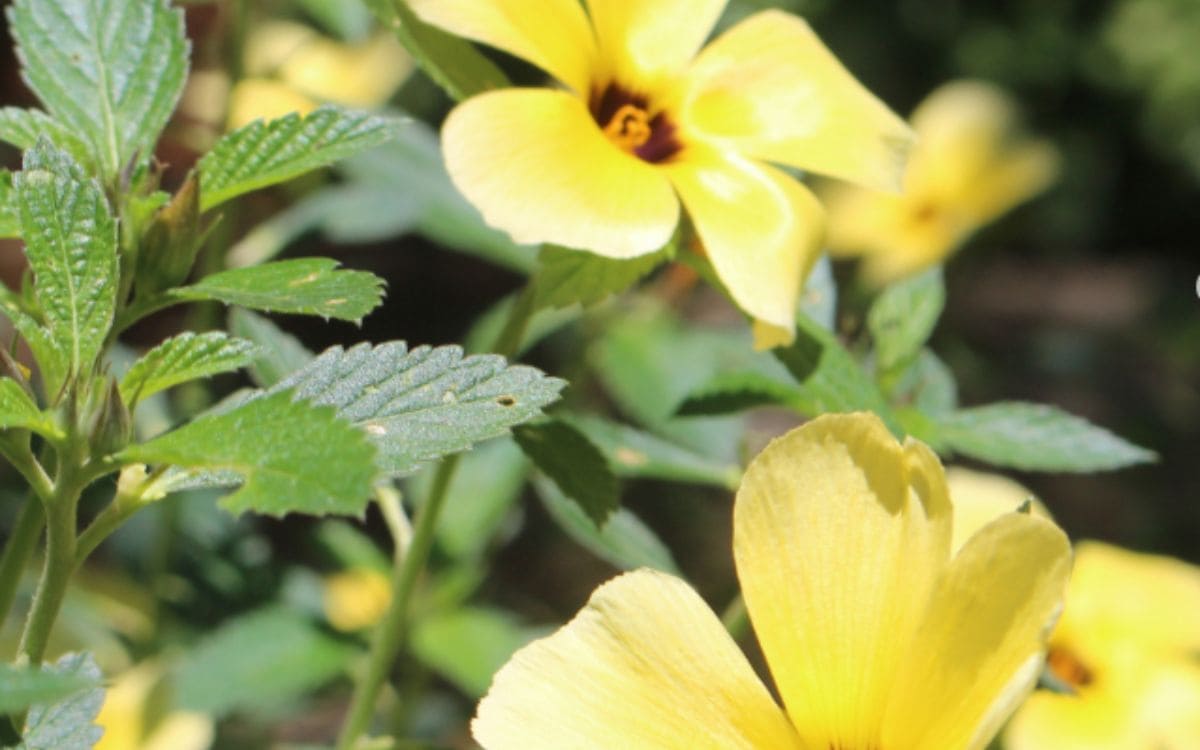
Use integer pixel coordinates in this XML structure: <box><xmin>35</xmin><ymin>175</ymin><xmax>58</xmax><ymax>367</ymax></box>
<box><xmin>945</xmin><ymin>466</ymin><xmax>1051</xmax><ymax>553</ymax></box>
<box><xmin>411</xmin><ymin>0</ymin><xmax>914</xmax><ymax>345</ymax></box>
<box><xmin>824</xmin><ymin>80</ymin><xmax>1060</xmax><ymax>286</ymax></box>
<box><xmin>472</xmin><ymin>413</ymin><xmax>1071</xmax><ymax>749</ymax></box>
<box><xmin>226</xmin><ymin>21</ymin><xmax>412</xmax><ymax>130</ymax></box>
<box><xmin>1005</xmin><ymin>542</ymin><xmax>1200</xmax><ymax>750</ymax></box>
<box><xmin>323</xmin><ymin>567</ymin><xmax>392</xmax><ymax>632</ymax></box>
<box><xmin>96</xmin><ymin>662</ymin><xmax>213</xmax><ymax>750</ymax></box>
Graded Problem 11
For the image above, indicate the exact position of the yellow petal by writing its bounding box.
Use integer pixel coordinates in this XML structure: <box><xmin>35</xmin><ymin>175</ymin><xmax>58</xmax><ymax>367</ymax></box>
<box><xmin>733</xmin><ymin>413</ymin><xmax>952</xmax><ymax>750</ymax></box>
<box><xmin>585</xmin><ymin>0</ymin><xmax>726</xmax><ymax>97</ymax></box>
<box><xmin>666</xmin><ymin>147</ymin><xmax>823</xmax><ymax>330</ymax></box>
<box><xmin>683</xmin><ymin>10</ymin><xmax>914</xmax><ymax>192</ymax></box>
<box><xmin>323</xmin><ymin>568</ymin><xmax>392</xmax><ymax>632</ymax></box>
<box><xmin>946</xmin><ymin>466</ymin><xmax>1051</xmax><ymax>554</ymax></box>
<box><xmin>882</xmin><ymin>512</ymin><xmax>1071</xmax><ymax>750</ymax></box>
<box><xmin>225</xmin><ymin>79</ymin><xmax>318</xmax><ymax>132</ymax></box>
<box><xmin>442</xmin><ymin>88</ymin><xmax>679</xmax><ymax>257</ymax></box>
<box><xmin>409</xmin><ymin>0</ymin><xmax>595</xmax><ymax>94</ymax></box>
<box><xmin>279</xmin><ymin>32</ymin><xmax>412</xmax><ymax>107</ymax></box>
<box><xmin>472</xmin><ymin>569</ymin><xmax>802</xmax><ymax>750</ymax></box>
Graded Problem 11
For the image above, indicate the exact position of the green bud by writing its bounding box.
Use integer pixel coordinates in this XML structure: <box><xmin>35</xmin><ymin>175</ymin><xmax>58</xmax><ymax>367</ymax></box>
<box><xmin>88</xmin><ymin>378</ymin><xmax>132</xmax><ymax>457</ymax></box>
<box><xmin>136</xmin><ymin>173</ymin><xmax>204</xmax><ymax>295</ymax></box>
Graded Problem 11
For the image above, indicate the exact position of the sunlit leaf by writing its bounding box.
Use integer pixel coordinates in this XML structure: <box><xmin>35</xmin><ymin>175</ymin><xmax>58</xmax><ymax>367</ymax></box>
<box><xmin>0</xmin><ymin>108</ymin><xmax>93</xmax><ymax>171</ymax></box>
<box><xmin>120</xmin><ymin>332</ymin><xmax>257</xmax><ymax>406</ymax></box>
<box><xmin>514</xmin><ymin>419</ymin><xmax>618</xmax><ymax>526</ymax></box>
<box><xmin>868</xmin><ymin>267</ymin><xmax>945</xmax><ymax>376</ymax></box>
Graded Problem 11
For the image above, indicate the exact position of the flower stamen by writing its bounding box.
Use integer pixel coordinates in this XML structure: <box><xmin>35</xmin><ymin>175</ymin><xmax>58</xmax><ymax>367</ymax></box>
<box><xmin>1046</xmin><ymin>645</ymin><xmax>1095</xmax><ymax>689</ymax></box>
<box><xmin>603</xmin><ymin>104</ymin><xmax>653</xmax><ymax>151</ymax></box>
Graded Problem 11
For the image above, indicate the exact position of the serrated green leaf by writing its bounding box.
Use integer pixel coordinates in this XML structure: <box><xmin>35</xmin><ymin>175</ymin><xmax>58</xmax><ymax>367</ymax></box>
<box><xmin>562</xmin><ymin>414</ymin><xmax>741</xmax><ymax>489</ymax></box>
<box><xmin>938</xmin><ymin>402</ymin><xmax>1157</xmax><ymax>472</ymax></box>
<box><xmin>16</xmin><ymin>653</ymin><xmax>103</xmax><ymax>750</ymax></box>
<box><xmin>773</xmin><ymin>313</ymin><xmax>901</xmax><ymax>434</ymax></box>
<box><xmin>0</xmin><ymin>662</ymin><xmax>96</xmax><ymax>715</ymax></box>
<box><xmin>362</xmin><ymin>0</ymin><xmax>508</xmax><ymax>101</ymax></box>
<box><xmin>514</xmin><ymin>420</ymin><xmax>618</xmax><ymax>526</ymax></box>
<box><xmin>0</xmin><ymin>378</ymin><xmax>58</xmax><ymax>437</ymax></box>
<box><xmin>0</xmin><ymin>170</ymin><xmax>18</xmax><ymax>238</ymax></box>
<box><xmin>675</xmin><ymin>370</ymin><xmax>808</xmax><ymax>417</ymax></box>
<box><xmin>0</xmin><ymin>293</ymin><xmax>68</xmax><ymax>399</ymax></box>
<box><xmin>263</xmin><ymin>342</ymin><xmax>565</xmax><ymax>476</ymax></box>
<box><xmin>15</xmin><ymin>142</ymin><xmax>118</xmax><ymax>378</ymax></box>
<box><xmin>0</xmin><ymin>108</ymin><xmax>93</xmax><ymax>170</ymax></box>
<box><xmin>532</xmin><ymin>244</ymin><xmax>671</xmax><ymax>311</ymax></box>
<box><xmin>174</xmin><ymin>607</ymin><xmax>357</xmax><ymax>718</ymax></box>
<box><xmin>869</xmin><ymin>266</ymin><xmax>945</xmax><ymax>376</ymax></box>
<box><xmin>121</xmin><ymin>389</ymin><xmax>378</xmax><ymax>516</ymax></box>
<box><xmin>171</xmin><ymin>258</ymin><xmax>385</xmax><ymax>322</ymax></box>
<box><xmin>199</xmin><ymin>106</ymin><xmax>406</xmax><ymax>211</ymax></box>
<box><xmin>9</xmin><ymin>0</ymin><xmax>188</xmax><ymax>178</ymax></box>
<box><xmin>229</xmin><ymin>309</ymin><xmax>315</xmax><ymax>388</ymax></box>
<box><xmin>535</xmin><ymin>478</ymin><xmax>679</xmax><ymax>575</ymax></box>
<box><xmin>120</xmin><ymin>332</ymin><xmax>257</xmax><ymax>406</ymax></box>
<box><xmin>411</xmin><ymin>608</ymin><xmax>539</xmax><ymax>698</ymax></box>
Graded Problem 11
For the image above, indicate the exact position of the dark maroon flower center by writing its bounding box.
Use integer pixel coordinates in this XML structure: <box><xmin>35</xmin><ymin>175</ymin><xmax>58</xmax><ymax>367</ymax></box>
<box><xmin>590</xmin><ymin>83</ymin><xmax>681</xmax><ymax>164</ymax></box>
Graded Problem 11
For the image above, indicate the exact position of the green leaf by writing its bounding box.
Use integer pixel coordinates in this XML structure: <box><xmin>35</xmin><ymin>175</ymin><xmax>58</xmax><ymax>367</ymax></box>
<box><xmin>9</xmin><ymin>0</ymin><xmax>188</xmax><ymax>177</ymax></box>
<box><xmin>0</xmin><ymin>170</ymin><xmax>17</xmax><ymax>238</ymax></box>
<box><xmin>895</xmin><ymin>348</ymin><xmax>958</xmax><ymax>417</ymax></box>
<box><xmin>937</xmin><ymin>402</ymin><xmax>1157</xmax><ymax>472</ymax></box>
<box><xmin>263</xmin><ymin>342</ymin><xmax>565</xmax><ymax>476</ymax></box>
<box><xmin>171</xmin><ymin>258</ymin><xmax>385</xmax><ymax>323</ymax></box>
<box><xmin>0</xmin><ymin>108</ymin><xmax>93</xmax><ymax>170</ymax></box>
<box><xmin>0</xmin><ymin>294</ymin><xmax>68</xmax><ymax>399</ymax></box>
<box><xmin>868</xmin><ymin>267</ymin><xmax>945</xmax><ymax>376</ymax></box>
<box><xmin>532</xmin><ymin>244</ymin><xmax>671</xmax><ymax>311</ymax></box>
<box><xmin>0</xmin><ymin>661</ymin><xmax>96</xmax><ymax>715</ymax></box>
<box><xmin>675</xmin><ymin>370</ymin><xmax>807</xmax><ymax>417</ymax></box>
<box><xmin>198</xmin><ymin>106</ymin><xmax>406</xmax><ymax>211</ymax></box>
<box><xmin>562</xmin><ymin>414</ymin><xmax>741</xmax><ymax>489</ymax></box>
<box><xmin>773</xmin><ymin>314</ymin><xmax>901</xmax><ymax>434</ymax></box>
<box><xmin>122</xmin><ymin>389</ymin><xmax>378</xmax><ymax>517</ymax></box>
<box><xmin>15</xmin><ymin>142</ymin><xmax>118</xmax><ymax>378</ymax></box>
<box><xmin>535</xmin><ymin>478</ymin><xmax>679</xmax><ymax>575</ymax></box>
<box><xmin>411</xmin><ymin>608</ymin><xmax>539</xmax><ymax>698</ymax></box>
<box><xmin>799</xmin><ymin>255</ymin><xmax>837</xmax><ymax>331</ymax></box>
<box><xmin>0</xmin><ymin>378</ymin><xmax>58</xmax><ymax>437</ymax></box>
<box><xmin>295</xmin><ymin>0</ymin><xmax>373</xmax><ymax>40</ymax></box>
<box><xmin>362</xmin><ymin>0</ymin><xmax>508</xmax><ymax>101</ymax></box>
<box><xmin>15</xmin><ymin>653</ymin><xmax>103</xmax><ymax>750</ymax></box>
<box><xmin>120</xmin><ymin>332</ymin><xmax>257</xmax><ymax>406</ymax></box>
<box><xmin>229</xmin><ymin>309</ymin><xmax>315</xmax><ymax>388</ymax></box>
<box><xmin>174</xmin><ymin>607</ymin><xmax>358</xmax><ymax>718</ymax></box>
<box><xmin>513</xmin><ymin>420</ymin><xmax>618</xmax><ymax>526</ymax></box>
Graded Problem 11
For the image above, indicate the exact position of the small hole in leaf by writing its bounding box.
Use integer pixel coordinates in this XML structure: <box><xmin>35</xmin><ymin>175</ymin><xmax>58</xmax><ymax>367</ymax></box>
<box><xmin>496</xmin><ymin>395</ymin><xmax>517</xmax><ymax>407</ymax></box>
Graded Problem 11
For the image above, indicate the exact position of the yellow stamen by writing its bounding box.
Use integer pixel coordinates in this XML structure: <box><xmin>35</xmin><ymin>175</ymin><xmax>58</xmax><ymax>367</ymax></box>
<box><xmin>603</xmin><ymin>104</ymin><xmax>652</xmax><ymax>152</ymax></box>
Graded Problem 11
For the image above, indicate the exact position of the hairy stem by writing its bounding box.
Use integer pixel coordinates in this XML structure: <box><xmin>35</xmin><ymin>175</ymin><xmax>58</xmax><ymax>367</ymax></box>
<box><xmin>0</xmin><ymin>498</ymin><xmax>44</xmax><ymax>635</ymax></box>
<box><xmin>15</xmin><ymin>490</ymin><xmax>77</xmax><ymax>666</ymax></box>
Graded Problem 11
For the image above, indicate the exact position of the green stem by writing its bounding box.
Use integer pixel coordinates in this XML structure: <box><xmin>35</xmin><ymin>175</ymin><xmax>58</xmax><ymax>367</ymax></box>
<box><xmin>16</xmin><ymin>492</ymin><xmax>77</xmax><ymax>666</ymax></box>
<box><xmin>335</xmin><ymin>455</ymin><xmax>460</xmax><ymax>750</ymax></box>
<box><xmin>0</xmin><ymin>498</ymin><xmax>44</xmax><ymax>633</ymax></box>
<box><xmin>721</xmin><ymin>592</ymin><xmax>749</xmax><ymax>641</ymax></box>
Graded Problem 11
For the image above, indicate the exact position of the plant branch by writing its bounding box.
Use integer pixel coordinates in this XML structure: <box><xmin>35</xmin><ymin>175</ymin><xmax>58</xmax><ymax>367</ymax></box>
<box><xmin>0</xmin><ymin>497</ymin><xmax>44</xmax><ymax>634</ymax></box>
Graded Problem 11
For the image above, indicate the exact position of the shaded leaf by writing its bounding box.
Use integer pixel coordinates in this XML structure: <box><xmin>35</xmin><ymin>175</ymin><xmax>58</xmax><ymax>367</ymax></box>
<box><xmin>9</xmin><ymin>0</ymin><xmax>188</xmax><ymax>177</ymax></box>
<box><xmin>0</xmin><ymin>294</ymin><xmax>68</xmax><ymax>399</ymax></box>
<box><xmin>0</xmin><ymin>378</ymin><xmax>58</xmax><ymax>437</ymax></box>
<box><xmin>16</xmin><ymin>653</ymin><xmax>103</xmax><ymax>750</ymax></box>
<box><xmin>171</xmin><ymin>258</ymin><xmax>385</xmax><ymax>323</ymax></box>
<box><xmin>0</xmin><ymin>662</ymin><xmax>96</xmax><ymax>715</ymax></box>
<box><xmin>412</xmin><ymin>608</ymin><xmax>540</xmax><ymax>698</ymax></box>
<box><xmin>122</xmin><ymin>389</ymin><xmax>378</xmax><ymax>517</ymax></box>
<box><xmin>896</xmin><ymin>348</ymin><xmax>958</xmax><ymax>416</ymax></box>
<box><xmin>264</xmin><ymin>342</ymin><xmax>564</xmax><ymax>476</ymax></box>
<box><xmin>199</xmin><ymin>106</ymin><xmax>405</xmax><ymax>211</ymax></box>
<box><xmin>0</xmin><ymin>170</ymin><xmax>17</xmax><ymax>238</ymax></box>
<box><xmin>938</xmin><ymin>402</ymin><xmax>1157</xmax><ymax>472</ymax></box>
<box><xmin>229</xmin><ymin>309</ymin><xmax>315</xmax><ymax>388</ymax></box>
<box><xmin>675</xmin><ymin>370</ymin><xmax>807</xmax><ymax>417</ymax></box>
<box><xmin>799</xmin><ymin>255</ymin><xmax>837</xmax><ymax>331</ymax></box>
<box><xmin>0</xmin><ymin>108</ymin><xmax>92</xmax><ymax>170</ymax></box>
<box><xmin>120</xmin><ymin>331</ymin><xmax>257</xmax><ymax>406</ymax></box>
<box><xmin>868</xmin><ymin>267</ymin><xmax>945</xmax><ymax>376</ymax></box>
<box><xmin>514</xmin><ymin>420</ymin><xmax>618</xmax><ymax>526</ymax></box>
<box><xmin>532</xmin><ymin>244</ymin><xmax>671</xmax><ymax>311</ymax></box>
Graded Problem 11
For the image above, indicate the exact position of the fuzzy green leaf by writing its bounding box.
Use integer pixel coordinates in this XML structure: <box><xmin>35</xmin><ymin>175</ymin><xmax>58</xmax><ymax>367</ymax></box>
<box><xmin>362</xmin><ymin>0</ymin><xmax>508</xmax><ymax>101</ymax></box>
<box><xmin>263</xmin><ymin>342</ymin><xmax>565</xmax><ymax>476</ymax></box>
<box><xmin>0</xmin><ymin>108</ymin><xmax>93</xmax><ymax>170</ymax></box>
<box><xmin>120</xmin><ymin>332</ymin><xmax>257</xmax><ymax>405</ymax></box>
<box><xmin>532</xmin><ymin>244</ymin><xmax>671</xmax><ymax>311</ymax></box>
<box><xmin>514</xmin><ymin>419</ymin><xmax>618</xmax><ymax>526</ymax></box>
<box><xmin>675</xmin><ymin>370</ymin><xmax>808</xmax><ymax>417</ymax></box>
<box><xmin>0</xmin><ymin>170</ymin><xmax>18</xmax><ymax>238</ymax></box>
<box><xmin>15</xmin><ymin>142</ymin><xmax>118</xmax><ymax>378</ymax></box>
<box><xmin>868</xmin><ymin>267</ymin><xmax>945</xmax><ymax>376</ymax></box>
<box><xmin>0</xmin><ymin>378</ymin><xmax>57</xmax><ymax>437</ymax></box>
<box><xmin>122</xmin><ymin>389</ymin><xmax>378</xmax><ymax>517</ymax></box>
<box><xmin>15</xmin><ymin>653</ymin><xmax>103</xmax><ymax>750</ymax></box>
<box><xmin>0</xmin><ymin>662</ymin><xmax>96</xmax><ymax>715</ymax></box>
<box><xmin>170</xmin><ymin>258</ymin><xmax>385</xmax><ymax>322</ymax></box>
<box><xmin>0</xmin><ymin>294</ymin><xmax>67</xmax><ymax>399</ymax></box>
<box><xmin>229</xmin><ymin>309</ymin><xmax>315</xmax><ymax>388</ymax></box>
<box><xmin>8</xmin><ymin>0</ymin><xmax>188</xmax><ymax>177</ymax></box>
<box><xmin>199</xmin><ymin>106</ymin><xmax>406</xmax><ymax>211</ymax></box>
<box><xmin>938</xmin><ymin>402</ymin><xmax>1157</xmax><ymax>472</ymax></box>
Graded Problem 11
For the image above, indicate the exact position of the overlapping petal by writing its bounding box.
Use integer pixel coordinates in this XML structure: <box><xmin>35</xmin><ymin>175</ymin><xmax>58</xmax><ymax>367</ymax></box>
<box><xmin>683</xmin><ymin>10</ymin><xmax>914</xmax><ymax>192</ymax></box>
<box><xmin>882</xmin><ymin>512</ymin><xmax>1072</xmax><ymax>750</ymax></box>
<box><xmin>441</xmin><ymin>88</ymin><xmax>679</xmax><ymax>258</ymax></box>
<box><xmin>665</xmin><ymin>147</ymin><xmax>823</xmax><ymax>334</ymax></box>
<box><xmin>733</xmin><ymin>413</ymin><xmax>952</xmax><ymax>749</ymax></box>
<box><xmin>472</xmin><ymin>569</ymin><xmax>803</xmax><ymax>750</ymax></box>
<box><xmin>409</xmin><ymin>0</ymin><xmax>596</xmax><ymax>93</ymax></box>
<box><xmin>946</xmin><ymin>467</ymin><xmax>1051</xmax><ymax>553</ymax></box>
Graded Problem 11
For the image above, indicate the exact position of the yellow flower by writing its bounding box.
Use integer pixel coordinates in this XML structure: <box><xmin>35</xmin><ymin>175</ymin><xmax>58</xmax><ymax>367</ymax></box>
<box><xmin>472</xmin><ymin>413</ymin><xmax>1071</xmax><ymax>749</ymax></box>
<box><xmin>323</xmin><ymin>567</ymin><xmax>393</xmax><ymax>632</ymax></box>
<box><xmin>823</xmin><ymin>80</ymin><xmax>1060</xmax><ymax>286</ymax></box>
<box><xmin>1004</xmin><ymin>542</ymin><xmax>1200</xmax><ymax>750</ymax></box>
<box><xmin>411</xmin><ymin>0</ymin><xmax>914</xmax><ymax>345</ymax></box>
<box><xmin>96</xmin><ymin>662</ymin><xmax>213</xmax><ymax>750</ymax></box>
<box><xmin>945</xmin><ymin>466</ymin><xmax>1051</xmax><ymax>553</ymax></box>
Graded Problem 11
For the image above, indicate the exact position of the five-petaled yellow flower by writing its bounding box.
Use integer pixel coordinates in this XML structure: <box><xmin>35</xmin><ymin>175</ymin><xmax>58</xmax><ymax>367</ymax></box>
<box><xmin>823</xmin><ymin>80</ymin><xmax>1059</xmax><ymax>286</ymax></box>
<box><xmin>472</xmin><ymin>413</ymin><xmax>1071</xmax><ymax>749</ymax></box>
<box><xmin>410</xmin><ymin>0</ymin><xmax>914</xmax><ymax>345</ymax></box>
